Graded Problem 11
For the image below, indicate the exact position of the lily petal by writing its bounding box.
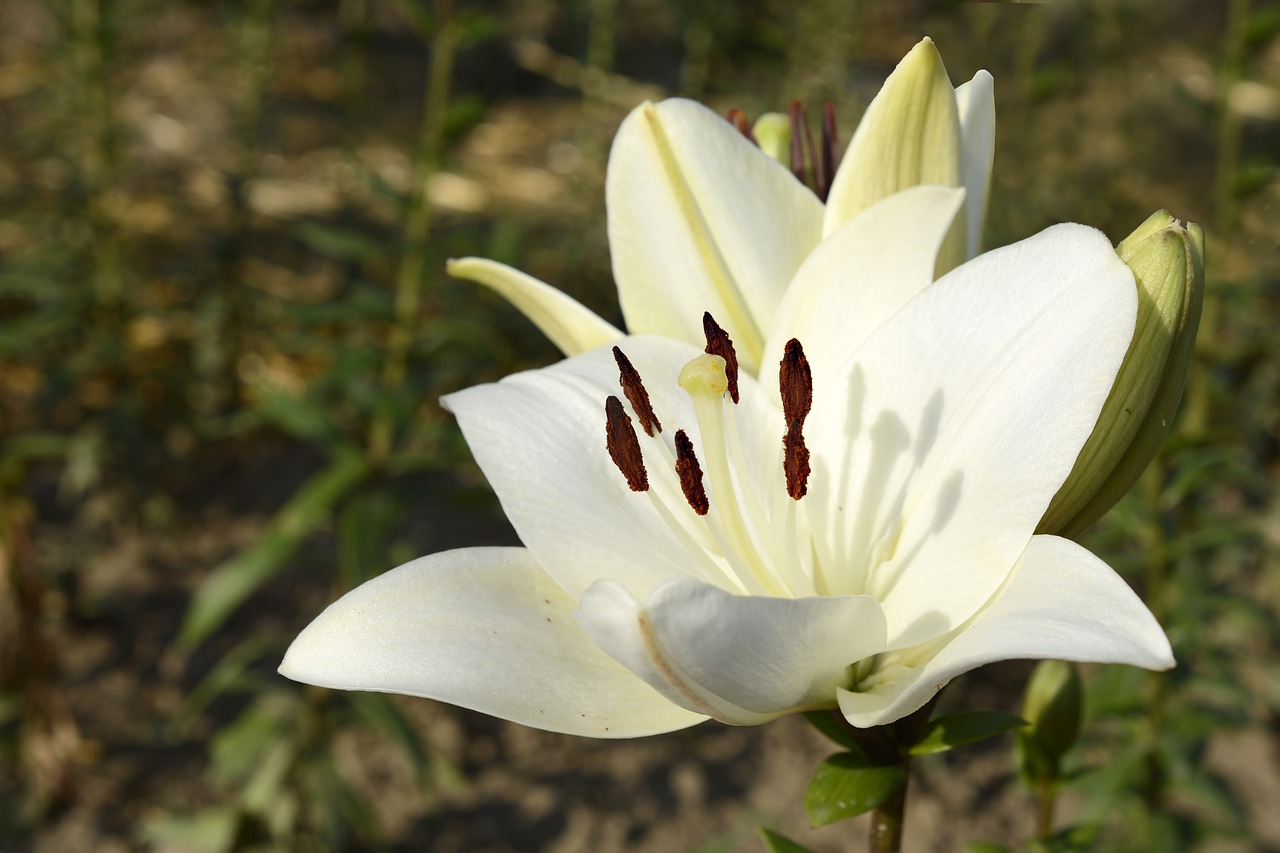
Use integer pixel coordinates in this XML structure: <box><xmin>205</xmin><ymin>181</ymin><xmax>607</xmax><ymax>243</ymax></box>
<box><xmin>823</xmin><ymin>37</ymin><xmax>963</xmax><ymax>239</ymax></box>
<box><xmin>836</xmin><ymin>534</ymin><xmax>1174</xmax><ymax>727</ymax></box>
<box><xmin>954</xmin><ymin>70</ymin><xmax>995</xmax><ymax>260</ymax></box>
<box><xmin>447</xmin><ymin>257</ymin><xmax>623</xmax><ymax>356</ymax></box>
<box><xmin>444</xmin><ymin>336</ymin><xmax>783</xmax><ymax>600</ymax></box>
<box><xmin>577</xmin><ymin>577</ymin><xmax>887</xmax><ymax>725</ymax></box>
<box><xmin>607</xmin><ymin>99</ymin><xmax>825</xmax><ymax>374</ymax></box>
<box><xmin>806</xmin><ymin>224</ymin><xmax>1137</xmax><ymax>648</ymax></box>
<box><xmin>279</xmin><ymin>547</ymin><xmax>705</xmax><ymax>737</ymax></box>
<box><xmin>764</xmin><ymin>185</ymin><xmax>965</xmax><ymax>395</ymax></box>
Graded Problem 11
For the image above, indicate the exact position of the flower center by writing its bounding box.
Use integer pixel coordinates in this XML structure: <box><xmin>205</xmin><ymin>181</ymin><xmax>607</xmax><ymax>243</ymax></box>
<box><xmin>726</xmin><ymin>101</ymin><xmax>842</xmax><ymax>201</ymax></box>
<box><xmin>604</xmin><ymin>313</ymin><xmax>818</xmax><ymax>597</ymax></box>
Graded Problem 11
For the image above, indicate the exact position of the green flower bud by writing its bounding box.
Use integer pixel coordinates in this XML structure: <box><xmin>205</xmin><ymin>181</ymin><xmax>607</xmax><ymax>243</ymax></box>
<box><xmin>751</xmin><ymin>112</ymin><xmax>792</xmax><ymax>166</ymax></box>
<box><xmin>1016</xmin><ymin>660</ymin><xmax>1082</xmax><ymax>785</ymax></box>
<box><xmin>1039</xmin><ymin>210</ymin><xmax>1205</xmax><ymax>537</ymax></box>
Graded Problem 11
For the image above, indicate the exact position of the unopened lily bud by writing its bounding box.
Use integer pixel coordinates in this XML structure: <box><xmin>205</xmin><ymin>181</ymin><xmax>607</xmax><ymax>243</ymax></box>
<box><xmin>1039</xmin><ymin>210</ymin><xmax>1205</xmax><ymax>537</ymax></box>
<box><xmin>752</xmin><ymin>112</ymin><xmax>791</xmax><ymax>166</ymax></box>
<box><xmin>1016</xmin><ymin>660</ymin><xmax>1082</xmax><ymax>784</ymax></box>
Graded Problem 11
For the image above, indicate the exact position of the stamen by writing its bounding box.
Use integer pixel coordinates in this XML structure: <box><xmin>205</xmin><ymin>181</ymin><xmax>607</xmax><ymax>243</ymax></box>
<box><xmin>797</xmin><ymin>103</ymin><xmax>819</xmax><ymax>194</ymax></box>
<box><xmin>613</xmin><ymin>346</ymin><xmax>662</xmax><ymax>437</ymax></box>
<box><xmin>787</xmin><ymin>101</ymin><xmax>808</xmax><ymax>187</ymax></box>
<box><xmin>680</xmin><ymin>353</ymin><xmax>787</xmax><ymax>596</ymax></box>
<box><xmin>605</xmin><ymin>395</ymin><xmax>648</xmax><ymax>492</ymax></box>
<box><xmin>673</xmin><ymin>430</ymin><xmax>709</xmax><ymax>516</ymax></box>
<box><xmin>820</xmin><ymin>101</ymin><xmax>839</xmax><ymax>201</ymax></box>
<box><xmin>779</xmin><ymin>338</ymin><xmax>813</xmax><ymax>427</ymax></box>
<box><xmin>783</xmin><ymin>419</ymin><xmax>811</xmax><ymax>500</ymax></box>
<box><xmin>725</xmin><ymin>108</ymin><xmax>756</xmax><ymax>144</ymax></box>
<box><xmin>701</xmin><ymin>312</ymin><xmax>740</xmax><ymax>404</ymax></box>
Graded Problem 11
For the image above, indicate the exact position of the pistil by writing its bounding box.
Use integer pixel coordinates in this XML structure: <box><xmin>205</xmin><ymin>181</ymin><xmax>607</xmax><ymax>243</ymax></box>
<box><xmin>679</xmin><ymin>353</ymin><xmax>788</xmax><ymax>595</ymax></box>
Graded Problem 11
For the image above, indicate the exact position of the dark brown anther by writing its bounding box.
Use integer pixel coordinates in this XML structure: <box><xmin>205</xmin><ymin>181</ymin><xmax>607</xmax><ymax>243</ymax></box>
<box><xmin>674</xmin><ymin>430</ymin><xmax>710</xmax><ymax>516</ymax></box>
<box><xmin>779</xmin><ymin>338</ymin><xmax>813</xmax><ymax>427</ymax></box>
<box><xmin>613</xmin><ymin>346</ymin><xmax>662</xmax><ymax>437</ymax></box>
<box><xmin>605</xmin><ymin>395</ymin><xmax>648</xmax><ymax>492</ymax></box>
<box><xmin>725</xmin><ymin>108</ymin><xmax>756</xmax><ymax>144</ymax></box>
<box><xmin>820</xmin><ymin>101</ymin><xmax>840</xmax><ymax>202</ymax></box>
<box><xmin>783</xmin><ymin>420</ymin><xmax>811</xmax><ymax>500</ymax></box>
<box><xmin>701</xmin><ymin>312</ymin><xmax>740</xmax><ymax>404</ymax></box>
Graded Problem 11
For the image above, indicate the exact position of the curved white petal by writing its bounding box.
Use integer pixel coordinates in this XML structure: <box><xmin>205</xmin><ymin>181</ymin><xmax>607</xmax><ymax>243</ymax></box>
<box><xmin>763</xmin><ymin>185</ymin><xmax>965</xmax><ymax>395</ymax></box>
<box><xmin>955</xmin><ymin>71</ymin><xmax>995</xmax><ymax>259</ymax></box>
<box><xmin>806</xmin><ymin>224</ymin><xmax>1138</xmax><ymax>648</ymax></box>
<box><xmin>607</xmin><ymin>99</ymin><xmax>824</xmax><ymax>374</ymax></box>
<box><xmin>577</xmin><ymin>577</ymin><xmax>887</xmax><ymax>725</ymax></box>
<box><xmin>443</xmin><ymin>336</ymin><xmax>784</xmax><ymax>600</ymax></box>
<box><xmin>279</xmin><ymin>547</ymin><xmax>704</xmax><ymax>738</ymax></box>
<box><xmin>836</xmin><ymin>535</ymin><xmax>1173</xmax><ymax>727</ymax></box>
<box><xmin>447</xmin><ymin>257</ymin><xmax>623</xmax><ymax>356</ymax></box>
<box><xmin>823</xmin><ymin>37</ymin><xmax>962</xmax><ymax>238</ymax></box>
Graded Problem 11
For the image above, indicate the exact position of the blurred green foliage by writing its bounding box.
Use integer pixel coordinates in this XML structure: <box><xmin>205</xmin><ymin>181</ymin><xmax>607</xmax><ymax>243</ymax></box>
<box><xmin>0</xmin><ymin>0</ymin><xmax>1277</xmax><ymax>850</ymax></box>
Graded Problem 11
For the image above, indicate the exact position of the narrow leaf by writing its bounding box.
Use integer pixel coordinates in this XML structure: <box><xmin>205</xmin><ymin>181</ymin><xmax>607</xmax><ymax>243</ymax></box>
<box><xmin>180</xmin><ymin>451</ymin><xmax>371</xmax><ymax>648</ymax></box>
<box><xmin>909</xmin><ymin>710</ymin><xmax>1026</xmax><ymax>756</ymax></box>
<box><xmin>804</xmin><ymin>753</ymin><xmax>906</xmax><ymax>828</ymax></box>
<box><xmin>759</xmin><ymin>826</ymin><xmax>819</xmax><ymax>853</ymax></box>
<box><xmin>295</xmin><ymin>221</ymin><xmax>388</xmax><ymax>262</ymax></box>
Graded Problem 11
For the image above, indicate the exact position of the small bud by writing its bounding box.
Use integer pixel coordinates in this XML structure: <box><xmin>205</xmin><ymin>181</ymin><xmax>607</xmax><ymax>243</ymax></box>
<box><xmin>1039</xmin><ymin>210</ymin><xmax>1205</xmax><ymax>537</ymax></box>
<box><xmin>752</xmin><ymin>113</ymin><xmax>792</xmax><ymax>167</ymax></box>
<box><xmin>1016</xmin><ymin>660</ymin><xmax>1082</xmax><ymax>785</ymax></box>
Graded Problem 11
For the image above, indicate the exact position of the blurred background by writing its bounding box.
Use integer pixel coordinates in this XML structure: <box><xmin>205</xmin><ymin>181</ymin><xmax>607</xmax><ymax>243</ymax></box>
<box><xmin>0</xmin><ymin>0</ymin><xmax>1277</xmax><ymax>850</ymax></box>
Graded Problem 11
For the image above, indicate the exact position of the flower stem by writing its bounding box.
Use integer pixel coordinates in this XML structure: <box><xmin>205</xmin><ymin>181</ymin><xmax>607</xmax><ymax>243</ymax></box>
<box><xmin>1035</xmin><ymin>778</ymin><xmax>1057</xmax><ymax>839</ymax></box>
<box><xmin>826</xmin><ymin>697</ymin><xmax>940</xmax><ymax>853</ymax></box>
<box><xmin>870</xmin><ymin>760</ymin><xmax>911</xmax><ymax>853</ymax></box>
<box><xmin>368</xmin><ymin>0</ymin><xmax>458</xmax><ymax>463</ymax></box>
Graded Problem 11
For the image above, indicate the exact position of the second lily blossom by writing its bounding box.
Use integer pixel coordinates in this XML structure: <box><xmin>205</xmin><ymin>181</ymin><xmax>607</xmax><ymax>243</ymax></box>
<box><xmin>449</xmin><ymin>37</ymin><xmax>993</xmax><ymax>377</ymax></box>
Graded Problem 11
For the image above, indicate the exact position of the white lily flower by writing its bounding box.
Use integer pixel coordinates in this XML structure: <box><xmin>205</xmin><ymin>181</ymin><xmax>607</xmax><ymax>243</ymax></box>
<box><xmin>280</xmin><ymin>222</ymin><xmax>1173</xmax><ymax>737</ymax></box>
<box><xmin>448</xmin><ymin>37</ymin><xmax>994</xmax><ymax>377</ymax></box>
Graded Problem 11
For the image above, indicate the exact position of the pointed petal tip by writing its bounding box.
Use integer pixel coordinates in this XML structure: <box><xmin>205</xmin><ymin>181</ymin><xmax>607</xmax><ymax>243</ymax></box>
<box><xmin>904</xmin><ymin>35</ymin><xmax>945</xmax><ymax>69</ymax></box>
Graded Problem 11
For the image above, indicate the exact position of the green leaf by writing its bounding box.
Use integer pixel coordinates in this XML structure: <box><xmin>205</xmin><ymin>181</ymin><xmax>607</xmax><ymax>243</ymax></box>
<box><xmin>179</xmin><ymin>450</ymin><xmax>371</xmax><ymax>648</ymax></box>
<box><xmin>295</xmin><ymin>221</ymin><xmax>388</xmax><ymax>262</ymax></box>
<box><xmin>908</xmin><ymin>710</ymin><xmax>1025</xmax><ymax>756</ymax></box>
<box><xmin>337</xmin><ymin>490</ymin><xmax>404</xmax><ymax>589</ymax></box>
<box><xmin>209</xmin><ymin>694</ymin><xmax>296</xmax><ymax>786</ymax></box>
<box><xmin>136</xmin><ymin>808</ymin><xmax>240</xmax><ymax>853</ymax></box>
<box><xmin>253</xmin><ymin>385</ymin><xmax>340</xmax><ymax>445</ymax></box>
<box><xmin>804</xmin><ymin>753</ymin><xmax>905</xmax><ymax>828</ymax></box>
<box><xmin>803</xmin><ymin>710</ymin><xmax>862</xmax><ymax>753</ymax></box>
<box><xmin>346</xmin><ymin>692</ymin><xmax>436</xmax><ymax>787</ymax></box>
<box><xmin>759</xmin><ymin>826</ymin><xmax>819</xmax><ymax>853</ymax></box>
<box><xmin>169</xmin><ymin>635</ymin><xmax>285</xmax><ymax>737</ymax></box>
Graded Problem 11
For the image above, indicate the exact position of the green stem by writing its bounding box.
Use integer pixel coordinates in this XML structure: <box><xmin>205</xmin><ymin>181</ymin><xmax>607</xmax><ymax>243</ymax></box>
<box><xmin>1213</xmin><ymin>0</ymin><xmax>1251</xmax><ymax>233</ymax></box>
<box><xmin>368</xmin><ymin>0</ymin><xmax>459</xmax><ymax>463</ymax></box>
<box><xmin>1035</xmin><ymin>778</ymin><xmax>1057</xmax><ymax>840</ymax></box>
<box><xmin>869</xmin><ymin>761</ymin><xmax>910</xmax><ymax>853</ymax></box>
<box><xmin>218</xmin><ymin>0</ymin><xmax>274</xmax><ymax>412</ymax></box>
<box><xmin>1138</xmin><ymin>460</ymin><xmax>1169</xmax><ymax>836</ymax></box>
<box><xmin>71</xmin><ymin>0</ymin><xmax>123</xmax><ymax>313</ymax></box>
<box><xmin>828</xmin><ymin>697</ymin><xmax>938</xmax><ymax>853</ymax></box>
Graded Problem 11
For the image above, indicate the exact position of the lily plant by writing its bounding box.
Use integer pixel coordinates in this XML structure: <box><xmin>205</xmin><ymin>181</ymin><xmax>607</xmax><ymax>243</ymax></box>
<box><xmin>277</xmin><ymin>35</ymin><xmax>1190</xmax><ymax>850</ymax></box>
<box><xmin>447</xmin><ymin>37</ymin><xmax>994</xmax><ymax>379</ymax></box>
<box><xmin>280</xmin><ymin>216</ymin><xmax>1172</xmax><ymax>735</ymax></box>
